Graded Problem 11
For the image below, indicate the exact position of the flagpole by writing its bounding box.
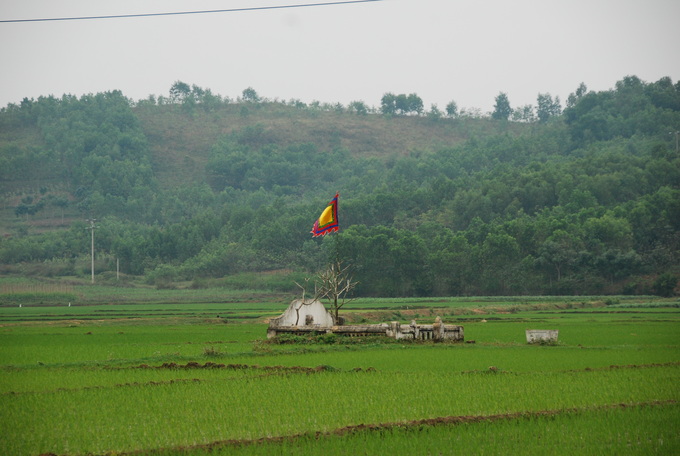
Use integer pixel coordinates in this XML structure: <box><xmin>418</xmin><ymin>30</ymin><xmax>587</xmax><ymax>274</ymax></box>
<box><xmin>334</xmin><ymin>191</ymin><xmax>340</xmax><ymax>263</ymax></box>
<box><xmin>332</xmin><ymin>230</ymin><xmax>340</xmax><ymax>265</ymax></box>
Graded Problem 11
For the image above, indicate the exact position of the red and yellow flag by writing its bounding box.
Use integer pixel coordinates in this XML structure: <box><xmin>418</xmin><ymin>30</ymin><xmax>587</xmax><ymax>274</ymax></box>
<box><xmin>311</xmin><ymin>193</ymin><xmax>339</xmax><ymax>237</ymax></box>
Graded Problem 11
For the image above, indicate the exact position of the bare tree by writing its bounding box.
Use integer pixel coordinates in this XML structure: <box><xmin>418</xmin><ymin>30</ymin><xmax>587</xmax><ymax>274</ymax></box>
<box><xmin>316</xmin><ymin>260</ymin><xmax>358</xmax><ymax>324</ymax></box>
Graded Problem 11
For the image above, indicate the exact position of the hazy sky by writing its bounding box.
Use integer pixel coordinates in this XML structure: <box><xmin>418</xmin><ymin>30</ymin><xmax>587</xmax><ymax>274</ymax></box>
<box><xmin>1</xmin><ymin>0</ymin><xmax>679</xmax><ymax>113</ymax></box>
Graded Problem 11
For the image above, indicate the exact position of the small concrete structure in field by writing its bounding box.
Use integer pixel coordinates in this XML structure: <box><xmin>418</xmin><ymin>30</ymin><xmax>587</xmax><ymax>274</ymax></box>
<box><xmin>267</xmin><ymin>300</ymin><xmax>463</xmax><ymax>342</ymax></box>
<box><xmin>525</xmin><ymin>329</ymin><xmax>559</xmax><ymax>344</ymax></box>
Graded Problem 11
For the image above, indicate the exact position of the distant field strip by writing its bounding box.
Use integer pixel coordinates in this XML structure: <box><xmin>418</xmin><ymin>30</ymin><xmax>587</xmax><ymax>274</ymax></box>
<box><xmin>0</xmin><ymin>283</ymin><xmax>74</xmax><ymax>294</ymax></box>
<box><xmin>2</xmin><ymin>361</ymin><xmax>677</xmax><ymax>396</ymax></box>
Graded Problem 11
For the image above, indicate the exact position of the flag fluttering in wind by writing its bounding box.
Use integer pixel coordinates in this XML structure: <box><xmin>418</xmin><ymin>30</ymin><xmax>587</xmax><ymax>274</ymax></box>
<box><xmin>311</xmin><ymin>193</ymin><xmax>339</xmax><ymax>237</ymax></box>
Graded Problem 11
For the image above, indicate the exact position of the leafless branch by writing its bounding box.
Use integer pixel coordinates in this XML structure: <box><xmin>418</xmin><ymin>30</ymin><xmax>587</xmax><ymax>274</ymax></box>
<box><xmin>316</xmin><ymin>260</ymin><xmax>358</xmax><ymax>322</ymax></box>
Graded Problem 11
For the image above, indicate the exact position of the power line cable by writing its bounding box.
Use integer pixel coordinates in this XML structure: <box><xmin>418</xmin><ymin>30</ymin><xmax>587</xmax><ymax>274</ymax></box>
<box><xmin>0</xmin><ymin>0</ymin><xmax>382</xmax><ymax>24</ymax></box>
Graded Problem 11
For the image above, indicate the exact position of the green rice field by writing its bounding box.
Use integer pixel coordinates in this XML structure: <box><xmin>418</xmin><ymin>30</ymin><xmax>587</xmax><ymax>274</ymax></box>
<box><xmin>0</xmin><ymin>292</ymin><xmax>678</xmax><ymax>455</ymax></box>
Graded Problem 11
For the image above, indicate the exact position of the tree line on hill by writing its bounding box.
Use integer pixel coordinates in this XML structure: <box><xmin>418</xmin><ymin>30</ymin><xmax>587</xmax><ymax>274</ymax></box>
<box><xmin>0</xmin><ymin>75</ymin><xmax>678</xmax><ymax>296</ymax></box>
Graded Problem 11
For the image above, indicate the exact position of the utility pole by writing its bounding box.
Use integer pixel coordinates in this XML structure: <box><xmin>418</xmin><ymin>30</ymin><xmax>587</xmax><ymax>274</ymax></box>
<box><xmin>86</xmin><ymin>219</ymin><xmax>97</xmax><ymax>284</ymax></box>
<box><xmin>670</xmin><ymin>131</ymin><xmax>679</xmax><ymax>154</ymax></box>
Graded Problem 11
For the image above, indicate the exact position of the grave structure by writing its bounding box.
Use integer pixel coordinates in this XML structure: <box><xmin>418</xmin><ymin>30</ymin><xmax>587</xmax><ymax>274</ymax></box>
<box><xmin>267</xmin><ymin>299</ymin><xmax>464</xmax><ymax>341</ymax></box>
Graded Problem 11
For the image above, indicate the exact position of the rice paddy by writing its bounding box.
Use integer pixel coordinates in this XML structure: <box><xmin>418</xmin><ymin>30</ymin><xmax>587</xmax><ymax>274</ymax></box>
<box><xmin>0</xmin><ymin>293</ymin><xmax>678</xmax><ymax>455</ymax></box>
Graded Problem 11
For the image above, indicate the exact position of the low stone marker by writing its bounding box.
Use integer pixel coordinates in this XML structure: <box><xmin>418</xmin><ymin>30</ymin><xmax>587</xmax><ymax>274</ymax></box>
<box><xmin>526</xmin><ymin>329</ymin><xmax>559</xmax><ymax>344</ymax></box>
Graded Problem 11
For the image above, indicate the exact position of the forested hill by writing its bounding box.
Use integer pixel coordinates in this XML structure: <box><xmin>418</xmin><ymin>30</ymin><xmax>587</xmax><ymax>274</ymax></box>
<box><xmin>1</xmin><ymin>76</ymin><xmax>679</xmax><ymax>297</ymax></box>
